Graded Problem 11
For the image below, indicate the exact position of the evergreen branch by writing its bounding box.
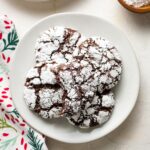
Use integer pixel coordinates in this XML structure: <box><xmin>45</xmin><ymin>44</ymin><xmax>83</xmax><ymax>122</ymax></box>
<box><xmin>2</xmin><ymin>28</ymin><xmax>19</xmax><ymax>52</ymax></box>
<box><xmin>0</xmin><ymin>136</ymin><xmax>18</xmax><ymax>150</ymax></box>
<box><xmin>8</xmin><ymin>109</ymin><xmax>20</xmax><ymax>118</ymax></box>
<box><xmin>27</xmin><ymin>128</ymin><xmax>44</xmax><ymax>150</ymax></box>
<box><xmin>0</xmin><ymin>118</ymin><xmax>17</xmax><ymax>132</ymax></box>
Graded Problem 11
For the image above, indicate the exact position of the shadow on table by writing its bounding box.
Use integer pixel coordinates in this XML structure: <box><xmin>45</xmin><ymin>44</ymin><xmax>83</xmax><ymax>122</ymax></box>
<box><xmin>5</xmin><ymin>0</ymin><xmax>84</xmax><ymax>14</ymax></box>
<box><xmin>54</xmin><ymin>0</ymin><xmax>84</xmax><ymax>11</ymax></box>
<box><xmin>119</xmin><ymin>5</ymin><xmax>150</xmax><ymax>29</ymax></box>
<box><xmin>129</xmin><ymin>14</ymin><xmax>150</xmax><ymax>29</ymax></box>
<box><xmin>5</xmin><ymin>0</ymin><xmax>55</xmax><ymax>13</ymax></box>
<box><xmin>46</xmin><ymin>96</ymin><xmax>143</xmax><ymax>150</ymax></box>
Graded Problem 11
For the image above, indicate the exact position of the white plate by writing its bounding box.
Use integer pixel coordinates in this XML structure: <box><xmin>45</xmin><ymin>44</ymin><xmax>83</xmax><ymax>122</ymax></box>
<box><xmin>10</xmin><ymin>13</ymin><xmax>140</xmax><ymax>143</ymax></box>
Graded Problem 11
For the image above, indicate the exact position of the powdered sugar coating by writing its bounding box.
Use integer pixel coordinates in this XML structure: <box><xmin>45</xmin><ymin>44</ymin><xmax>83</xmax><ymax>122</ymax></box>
<box><xmin>50</xmin><ymin>64</ymin><xmax>83</xmax><ymax>116</ymax></box>
<box><xmin>51</xmin><ymin>61</ymin><xmax>110</xmax><ymax>118</ymax></box>
<box><xmin>24</xmin><ymin>88</ymin><xmax>37</xmax><ymax>110</ymax></box>
<box><xmin>35</xmin><ymin>26</ymin><xmax>65</xmax><ymax>63</ymax></box>
<box><xmin>40</xmin><ymin>65</ymin><xmax>56</xmax><ymax>84</ymax></box>
<box><xmin>124</xmin><ymin>0</ymin><xmax>150</xmax><ymax>8</ymax></box>
<box><xmin>24</xmin><ymin>62</ymin><xmax>83</xmax><ymax>118</ymax></box>
<box><xmin>25</xmin><ymin>63</ymin><xmax>57</xmax><ymax>86</ymax></box>
<box><xmin>24</xmin><ymin>63</ymin><xmax>64</xmax><ymax>119</ymax></box>
<box><xmin>49</xmin><ymin>41</ymin><xmax>121</xmax><ymax>116</ymax></box>
<box><xmin>37</xmin><ymin>88</ymin><xmax>64</xmax><ymax>119</ymax></box>
<box><xmin>35</xmin><ymin>26</ymin><xmax>83</xmax><ymax>64</ymax></box>
<box><xmin>24</xmin><ymin>27</ymin><xmax>122</xmax><ymax>128</ymax></box>
<box><xmin>59</xmin><ymin>71</ymin><xmax>81</xmax><ymax>115</ymax></box>
<box><xmin>73</xmin><ymin>37</ymin><xmax>122</xmax><ymax>93</ymax></box>
<box><xmin>67</xmin><ymin>91</ymin><xmax>115</xmax><ymax>128</ymax></box>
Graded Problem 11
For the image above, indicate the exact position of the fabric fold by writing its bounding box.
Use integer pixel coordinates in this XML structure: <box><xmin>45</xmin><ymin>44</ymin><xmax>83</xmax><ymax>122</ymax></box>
<box><xmin>0</xmin><ymin>15</ymin><xmax>48</xmax><ymax>150</ymax></box>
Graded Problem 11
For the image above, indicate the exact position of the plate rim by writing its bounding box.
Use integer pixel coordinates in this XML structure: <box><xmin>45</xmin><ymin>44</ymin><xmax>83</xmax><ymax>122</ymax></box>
<box><xmin>10</xmin><ymin>12</ymin><xmax>140</xmax><ymax>143</ymax></box>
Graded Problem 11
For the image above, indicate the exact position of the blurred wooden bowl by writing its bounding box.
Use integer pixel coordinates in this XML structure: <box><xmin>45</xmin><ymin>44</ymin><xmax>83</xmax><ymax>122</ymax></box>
<box><xmin>118</xmin><ymin>0</ymin><xmax>150</xmax><ymax>13</ymax></box>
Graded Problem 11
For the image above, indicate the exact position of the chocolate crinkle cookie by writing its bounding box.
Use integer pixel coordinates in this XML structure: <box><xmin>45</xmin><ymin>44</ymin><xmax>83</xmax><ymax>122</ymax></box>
<box><xmin>24</xmin><ymin>62</ymin><xmax>83</xmax><ymax>118</ymax></box>
<box><xmin>67</xmin><ymin>90</ymin><xmax>115</xmax><ymax>128</ymax></box>
<box><xmin>24</xmin><ymin>63</ymin><xmax>63</xmax><ymax>119</ymax></box>
<box><xmin>35</xmin><ymin>26</ymin><xmax>84</xmax><ymax>64</ymax></box>
<box><xmin>24</xmin><ymin>26</ymin><xmax>123</xmax><ymax>128</ymax></box>
<box><xmin>73</xmin><ymin>37</ymin><xmax>122</xmax><ymax>93</ymax></box>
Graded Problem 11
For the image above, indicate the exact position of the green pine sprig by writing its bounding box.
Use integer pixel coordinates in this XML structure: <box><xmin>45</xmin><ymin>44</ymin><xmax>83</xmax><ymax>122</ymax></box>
<box><xmin>0</xmin><ymin>117</ymin><xmax>17</xmax><ymax>132</ymax></box>
<box><xmin>9</xmin><ymin>109</ymin><xmax>20</xmax><ymax>118</ymax></box>
<box><xmin>27</xmin><ymin>128</ymin><xmax>44</xmax><ymax>150</ymax></box>
<box><xmin>0</xmin><ymin>136</ymin><xmax>18</xmax><ymax>150</ymax></box>
<box><xmin>2</xmin><ymin>28</ymin><xmax>19</xmax><ymax>52</ymax></box>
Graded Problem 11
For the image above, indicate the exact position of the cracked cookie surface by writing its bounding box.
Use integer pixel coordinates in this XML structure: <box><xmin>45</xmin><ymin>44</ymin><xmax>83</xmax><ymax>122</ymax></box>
<box><xmin>73</xmin><ymin>37</ymin><xmax>122</xmax><ymax>93</ymax></box>
<box><xmin>35</xmin><ymin>26</ymin><xmax>83</xmax><ymax>64</ymax></box>
<box><xmin>24</xmin><ymin>27</ymin><xmax>122</xmax><ymax>128</ymax></box>
<box><xmin>67</xmin><ymin>90</ymin><xmax>115</xmax><ymax>128</ymax></box>
<box><xmin>24</xmin><ymin>62</ymin><xmax>82</xmax><ymax>118</ymax></box>
<box><xmin>24</xmin><ymin>62</ymin><xmax>64</xmax><ymax>119</ymax></box>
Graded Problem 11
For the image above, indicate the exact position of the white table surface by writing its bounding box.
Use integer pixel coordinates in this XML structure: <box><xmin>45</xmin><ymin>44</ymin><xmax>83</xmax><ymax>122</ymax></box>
<box><xmin>1</xmin><ymin>0</ymin><xmax>150</xmax><ymax>149</ymax></box>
